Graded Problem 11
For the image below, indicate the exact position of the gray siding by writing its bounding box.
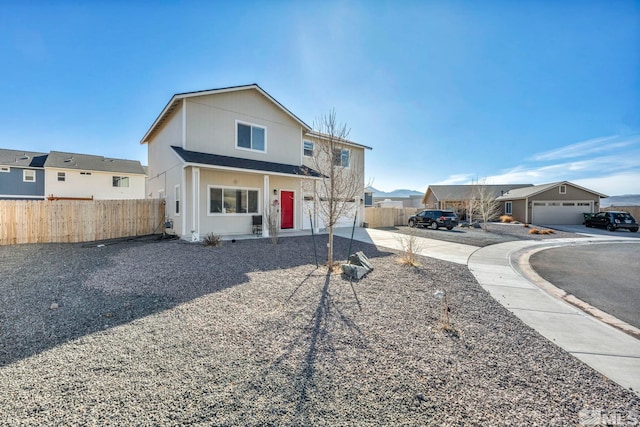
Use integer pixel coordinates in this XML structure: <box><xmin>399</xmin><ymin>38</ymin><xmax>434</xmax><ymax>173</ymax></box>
<box><xmin>0</xmin><ymin>168</ymin><xmax>44</xmax><ymax>199</ymax></box>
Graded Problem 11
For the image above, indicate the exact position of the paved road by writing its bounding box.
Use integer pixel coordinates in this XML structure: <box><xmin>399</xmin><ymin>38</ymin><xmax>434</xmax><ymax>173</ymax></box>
<box><xmin>529</xmin><ymin>242</ymin><xmax>640</xmax><ymax>329</ymax></box>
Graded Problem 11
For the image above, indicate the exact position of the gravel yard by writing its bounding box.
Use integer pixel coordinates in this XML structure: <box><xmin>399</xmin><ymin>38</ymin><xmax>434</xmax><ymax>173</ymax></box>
<box><xmin>0</xmin><ymin>234</ymin><xmax>637</xmax><ymax>425</ymax></box>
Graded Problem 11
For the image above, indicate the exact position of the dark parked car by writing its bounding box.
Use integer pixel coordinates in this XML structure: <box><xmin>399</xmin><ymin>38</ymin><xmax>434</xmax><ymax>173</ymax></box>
<box><xmin>585</xmin><ymin>211</ymin><xmax>638</xmax><ymax>232</ymax></box>
<box><xmin>408</xmin><ymin>209</ymin><xmax>459</xmax><ymax>230</ymax></box>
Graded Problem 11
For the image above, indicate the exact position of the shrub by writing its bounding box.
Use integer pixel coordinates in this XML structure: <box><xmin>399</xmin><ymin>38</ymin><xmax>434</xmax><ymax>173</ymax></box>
<box><xmin>203</xmin><ymin>232</ymin><xmax>223</xmax><ymax>246</ymax></box>
<box><xmin>500</xmin><ymin>215</ymin><xmax>514</xmax><ymax>223</ymax></box>
<box><xmin>529</xmin><ymin>228</ymin><xmax>541</xmax><ymax>234</ymax></box>
<box><xmin>397</xmin><ymin>231</ymin><xmax>422</xmax><ymax>267</ymax></box>
<box><xmin>540</xmin><ymin>229</ymin><xmax>555</xmax><ymax>235</ymax></box>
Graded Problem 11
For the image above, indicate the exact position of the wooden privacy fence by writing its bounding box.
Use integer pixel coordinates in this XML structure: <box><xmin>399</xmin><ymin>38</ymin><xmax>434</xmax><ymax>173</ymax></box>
<box><xmin>602</xmin><ymin>205</ymin><xmax>640</xmax><ymax>219</ymax></box>
<box><xmin>364</xmin><ymin>207</ymin><xmax>419</xmax><ymax>228</ymax></box>
<box><xmin>0</xmin><ymin>199</ymin><xmax>165</xmax><ymax>245</ymax></box>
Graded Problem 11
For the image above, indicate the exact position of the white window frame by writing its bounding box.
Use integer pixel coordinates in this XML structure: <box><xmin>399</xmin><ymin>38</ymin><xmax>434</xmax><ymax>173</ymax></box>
<box><xmin>23</xmin><ymin>169</ymin><xmax>36</xmax><ymax>182</ymax></box>
<box><xmin>303</xmin><ymin>140</ymin><xmax>314</xmax><ymax>157</ymax></box>
<box><xmin>174</xmin><ymin>184</ymin><xmax>180</xmax><ymax>216</ymax></box>
<box><xmin>207</xmin><ymin>185</ymin><xmax>260</xmax><ymax>215</ymax></box>
<box><xmin>333</xmin><ymin>148</ymin><xmax>350</xmax><ymax>168</ymax></box>
<box><xmin>0</xmin><ymin>166</ymin><xmax>9</xmax><ymax>173</ymax></box>
<box><xmin>235</xmin><ymin>120</ymin><xmax>267</xmax><ymax>153</ymax></box>
<box><xmin>57</xmin><ymin>172</ymin><xmax>66</xmax><ymax>182</ymax></box>
<box><xmin>112</xmin><ymin>176</ymin><xmax>130</xmax><ymax>188</ymax></box>
<box><xmin>505</xmin><ymin>201</ymin><xmax>512</xmax><ymax>215</ymax></box>
<box><xmin>559</xmin><ymin>184</ymin><xmax>567</xmax><ymax>194</ymax></box>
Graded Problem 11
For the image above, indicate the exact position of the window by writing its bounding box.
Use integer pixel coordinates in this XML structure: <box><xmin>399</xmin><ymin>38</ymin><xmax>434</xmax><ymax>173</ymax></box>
<box><xmin>303</xmin><ymin>141</ymin><xmax>314</xmax><ymax>157</ymax></box>
<box><xmin>209</xmin><ymin>186</ymin><xmax>259</xmax><ymax>214</ymax></box>
<box><xmin>23</xmin><ymin>170</ymin><xmax>35</xmax><ymax>182</ymax></box>
<box><xmin>175</xmin><ymin>185</ymin><xmax>180</xmax><ymax>215</ymax></box>
<box><xmin>0</xmin><ymin>167</ymin><xmax>9</xmax><ymax>173</ymax></box>
<box><xmin>80</xmin><ymin>172</ymin><xmax>91</xmax><ymax>175</ymax></box>
<box><xmin>505</xmin><ymin>201</ymin><xmax>512</xmax><ymax>215</ymax></box>
<box><xmin>559</xmin><ymin>184</ymin><xmax>566</xmax><ymax>194</ymax></box>
<box><xmin>333</xmin><ymin>148</ymin><xmax>350</xmax><ymax>167</ymax></box>
<box><xmin>112</xmin><ymin>176</ymin><xmax>129</xmax><ymax>187</ymax></box>
<box><xmin>57</xmin><ymin>172</ymin><xmax>66</xmax><ymax>182</ymax></box>
<box><xmin>237</xmin><ymin>122</ymin><xmax>266</xmax><ymax>152</ymax></box>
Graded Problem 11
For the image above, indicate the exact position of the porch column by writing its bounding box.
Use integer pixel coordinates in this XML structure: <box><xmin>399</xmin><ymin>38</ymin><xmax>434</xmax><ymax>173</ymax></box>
<box><xmin>263</xmin><ymin>175</ymin><xmax>269</xmax><ymax>238</ymax></box>
<box><xmin>192</xmin><ymin>167</ymin><xmax>200</xmax><ymax>241</ymax></box>
<box><xmin>313</xmin><ymin>180</ymin><xmax>320</xmax><ymax>234</ymax></box>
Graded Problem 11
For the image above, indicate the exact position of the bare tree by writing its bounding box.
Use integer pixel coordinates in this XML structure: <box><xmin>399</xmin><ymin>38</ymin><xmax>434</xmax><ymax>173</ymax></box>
<box><xmin>473</xmin><ymin>179</ymin><xmax>503</xmax><ymax>231</ymax></box>
<box><xmin>306</xmin><ymin>110</ymin><xmax>365</xmax><ymax>269</ymax></box>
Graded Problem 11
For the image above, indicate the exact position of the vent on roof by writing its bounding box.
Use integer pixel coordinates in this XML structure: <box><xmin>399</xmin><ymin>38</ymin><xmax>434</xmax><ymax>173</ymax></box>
<box><xmin>64</xmin><ymin>157</ymin><xmax>73</xmax><ymax>163</ymax></box>
<box><xmin>18</xmin><ymin>154</ymin><xmax>30</xmax><ymax>160</ymax></box>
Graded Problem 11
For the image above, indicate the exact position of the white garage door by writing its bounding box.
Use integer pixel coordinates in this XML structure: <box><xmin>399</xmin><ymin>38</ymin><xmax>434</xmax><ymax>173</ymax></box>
<box><xmin>532</xmin><ymin>201</ymin><xmax>593</xmax><ymax>225</ymax></box>
<box><xmin>303</xmin><ymin>198</ymin><xmax>358</xmax><ymax>230</ymax></box>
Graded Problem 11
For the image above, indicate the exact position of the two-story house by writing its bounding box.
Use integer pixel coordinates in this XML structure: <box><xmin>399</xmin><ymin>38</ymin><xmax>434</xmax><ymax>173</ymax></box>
<box><xmin>0</xmin><ymin>148</ymin><xmax>48</xmax><ymax>200</ymax></box>
<box><xmin>141</xmin><ymin>84</ymin><xmax>370</xmax><ymax>240</ymax></box>
<box><xmin>43</xmin><ymin>151</ymin><xmax>146</xmax><ymax>200</ymax></box>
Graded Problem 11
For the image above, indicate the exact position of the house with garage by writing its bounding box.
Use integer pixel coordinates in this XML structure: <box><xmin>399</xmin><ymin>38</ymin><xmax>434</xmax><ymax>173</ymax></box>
<box><xmin>422</xmin><ymin>184</ymin><xmax>533</xmax><ymax>219</ymax></box>
<box><xmin>43</xmin><ymin>151</ymin><xmax>146</xmax><ymax>200</ymax></box>
<box><xmin>496</xmin><ymin>181</ymin><xmax>607</xmax><ymax>225</ymax></box>
<box><xmin>141</xmin><ymin>84</ymin><xmax>370</xmax><ymax>240</ymax></box>
<box><xmin>0</xmin><ymin>148</ymin><xmax>48</xmax><ymax>200</ymax></box>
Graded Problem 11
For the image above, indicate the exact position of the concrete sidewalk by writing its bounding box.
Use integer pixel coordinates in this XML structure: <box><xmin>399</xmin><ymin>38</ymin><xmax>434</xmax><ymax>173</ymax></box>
<box><xmin>335</xmin><ymin>227</ymin><xmax>640</xmax><ymax>396</ymax></box>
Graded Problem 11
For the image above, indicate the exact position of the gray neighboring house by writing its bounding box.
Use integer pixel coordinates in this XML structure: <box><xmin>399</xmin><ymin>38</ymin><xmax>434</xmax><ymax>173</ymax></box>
<box><xmin>0</xmin><ymin>148</ymin><xmax>48</xmax><ymax>200</ymax></box>
<box><xmin>422</xmin><ymin>184</ymin><xmax>533</xmax><ymax>219</ymax></box>
<box><xmin>496</xmin><ymin>181</ymin><xmax>607</xmax><ymax>225</ymax></box>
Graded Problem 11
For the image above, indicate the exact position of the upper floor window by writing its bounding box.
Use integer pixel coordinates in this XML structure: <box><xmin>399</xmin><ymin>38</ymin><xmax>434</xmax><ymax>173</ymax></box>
<box><xmin>333</xmin><ymin>148</ymin><xmax>350</xmax><ymax>168</ymax></box>
<box><xmin>237</xmin><ymin>121</ymin><xmax>266</xmax><ymax>152</ymax></box>
<box><xmin>505</xmin><ymin>201</ymin><xmax>512</xmax><ymax>215</ymax></box>
<box><xmin>303</xmin><ymin>141</ymin><xmax>314</xmax><ymax>157</ymax></box>
<box><xmin>0</xmin><ymin>166</ymin><xmax>9</xmax><ymax>173</ymax></box>
<box><xmin>113</xmin><ymin>176</ymin><xmax>129</xmax><ymax>188</ymax></box>
<box><xmin>559</xmin><ymin>184</ymin><xmax>567</xmax><ymax>194</ymax></box>
<box><xmin>23</xmin><ymin>169</ymin><xmax>35</xmax><ymax>182</ymax></box>
<box><xmin>57</xmin><ymin>172</ymin><xmax>66</xmax><ymax>182</ymax></box>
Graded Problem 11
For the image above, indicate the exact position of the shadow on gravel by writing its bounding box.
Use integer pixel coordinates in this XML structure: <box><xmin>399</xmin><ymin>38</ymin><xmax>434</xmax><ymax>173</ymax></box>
<box><xmin>0</xmin><ymin>234</ymin><xmax>390</xmax><ymax>367</ymax></box>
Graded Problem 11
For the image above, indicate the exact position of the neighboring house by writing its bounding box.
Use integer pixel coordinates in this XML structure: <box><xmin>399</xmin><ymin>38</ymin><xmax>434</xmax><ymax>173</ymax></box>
<box><xmin>44</xmin><ymin>151</ymin><xmax>146</xmax><ymax>200</ymax></box>
<box><xmin>0</xmin><ymin>148</ymin><xmax>48</xmax><ymax>200</ymax></box>
<box><xmin>496</xmin><ymin>181</ymin><xmax>607</xmax><ymax>225</ymax></box>
<box><xmin>141</xmin><ymin>84</ymin><xmax>370</xmax><ymax>240</ymax></box>
<box><xmin>422</xmin><ymin>184</ymin><xmax>533</xmax><ymax>219</ymax></box>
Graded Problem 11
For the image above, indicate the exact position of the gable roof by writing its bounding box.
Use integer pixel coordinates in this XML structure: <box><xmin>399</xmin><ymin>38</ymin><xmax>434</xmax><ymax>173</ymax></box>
<box><xmin>424</xmin><ymin>184</ymin><xmax>533</xmax><ymax>204</ymax></box>
<box><xmin>171</xmin><ymin>146</ymin><xmax>322</xmax><ymax>178</ymax></box>
<box><xmin>496</xmin><ymin>181</ymin><xmax>608</xmax><ymax>200</ymax></box>
<box><xmin>44</xmin><ymin>151</ymin><xmax>145</xmax><ymax>175</ymax></box>
<box><xmin>141</xmin><ymin>84</ymin><xmax>312</xmax><ymax>144</ymax></box>
<box><xmin>0</xmin><ymin>148</ymin><xmax>48</xmax><ymax>168</ymax></box>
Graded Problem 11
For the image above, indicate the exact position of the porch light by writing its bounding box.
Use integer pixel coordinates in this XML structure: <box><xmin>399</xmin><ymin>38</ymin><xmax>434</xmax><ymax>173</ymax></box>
<box><xmin>273</xmin><ymin>189</ymin><xmax>277</xmax><ymax>195</ymax></box>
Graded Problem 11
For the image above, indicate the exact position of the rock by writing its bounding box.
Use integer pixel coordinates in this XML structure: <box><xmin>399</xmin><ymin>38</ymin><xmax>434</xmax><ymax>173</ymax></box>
<box><xmin>341</xmin><ymin>264</ymin><xmax>370</xmax><ymax>280</ymax></box>
<box><xmin>50</xmin><ymin>303</ymin><xmax>59</xmax><ymax>310</ymax></box>
<box><xmin>348</xmin><ymin>251</ymin><xmax>374</xmax><ymax>271</ymax></box>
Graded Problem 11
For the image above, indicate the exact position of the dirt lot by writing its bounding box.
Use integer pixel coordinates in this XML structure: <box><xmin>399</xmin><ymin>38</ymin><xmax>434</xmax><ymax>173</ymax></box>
<box><xmin>385</xmin><ymin>222</ymin><xmax>587</xmax><ymax>247</ymax></box>
<box><xmin>0</xmin><ymin>234</ymin><xmax>636</xmax><ymax>425</ymax></box>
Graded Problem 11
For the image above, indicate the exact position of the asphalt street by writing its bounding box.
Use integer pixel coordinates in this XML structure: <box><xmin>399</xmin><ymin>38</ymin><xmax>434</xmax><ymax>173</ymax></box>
<box><xmin>529</xmin><ymin>242</ymin><xmax>640</xmax><ymax>329</ymax></box>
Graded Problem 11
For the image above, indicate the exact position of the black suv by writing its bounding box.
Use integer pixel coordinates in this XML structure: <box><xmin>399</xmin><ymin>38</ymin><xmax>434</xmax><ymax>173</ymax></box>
<box><xmin>585</xmin><ymin>211</ymin><xmax>638</xmax><ymax>232</ymax></box>
<box><xmin>408</xmin><ymin>210</ymin><xmax>459</xmax><ymax>230</ymax></box>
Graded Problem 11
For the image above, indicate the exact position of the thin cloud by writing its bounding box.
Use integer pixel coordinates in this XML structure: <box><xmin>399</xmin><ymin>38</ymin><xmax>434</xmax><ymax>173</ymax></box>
<box><xmin>530</xmin><ymin>134</ymin><xmax>640</xmax><ymax>162</ymax></box>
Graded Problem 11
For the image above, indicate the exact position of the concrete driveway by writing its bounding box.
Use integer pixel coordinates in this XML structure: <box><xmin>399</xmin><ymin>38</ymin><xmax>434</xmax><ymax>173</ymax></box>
<box><xmin>545</xmin><ymin>224</ymin><xmax>640</xmax><ymax>238</ymax></box>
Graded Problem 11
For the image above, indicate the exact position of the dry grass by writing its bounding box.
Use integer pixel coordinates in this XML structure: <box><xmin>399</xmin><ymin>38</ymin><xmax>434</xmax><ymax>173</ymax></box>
<box><xmin>203</xmin><ymin>232</ymin><xmax>223</xmax><ymax>246</ymax></box>
<box><xmin>528</xmin><ymin>228</ymin><xmax>554</xmax><ymax>235</ymax></box>
<box><xmin>396</xmin><ymin>231</ymin><xmax>422</xmax><ymax>267</ymax></box>
<box><xmin>500</xmin><ymin>215</ymin><xmax>515</xmax><ymax>223</ymax></box>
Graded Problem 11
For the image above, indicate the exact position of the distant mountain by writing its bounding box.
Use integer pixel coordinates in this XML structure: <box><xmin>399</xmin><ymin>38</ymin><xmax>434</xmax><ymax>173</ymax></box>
<box><xmin>601</xmin><ymin>194</ymin><xmax>640</xmax><ymax>207</ymax></box>
<box><xmin>367</xmin><ymin>187</ymin><xmax>423</xmax><ymax>198</ymax></box>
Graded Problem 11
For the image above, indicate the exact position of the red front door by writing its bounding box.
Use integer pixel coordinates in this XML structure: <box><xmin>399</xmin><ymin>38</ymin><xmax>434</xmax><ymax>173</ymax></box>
<box><xmin>280</xmin><ymin>191</ymin><xmax>294</xmax><ymax>229</ymax></box>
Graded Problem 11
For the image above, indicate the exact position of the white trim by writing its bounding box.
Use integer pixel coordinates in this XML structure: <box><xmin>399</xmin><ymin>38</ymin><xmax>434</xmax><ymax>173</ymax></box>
<box><xmin>182</xmin><ymin>166</ymin><xmax>187</xmax><ymax>236</ymax></box>
<box><xmin>182</xmin><ymin>98</ymin><xmax>187</xmax><ymax>148</ymax></box>
<box><xmin>505</xmin><ymin>201</ymin><xmax>512</xmax><ymax>215</ymax></box>
<box><xmin>23</xmin><ymin>169</ymin><xmax>36</xmax><ymax>182</ymax></box>
<box><xmin>206</xmin><ymin>185</ymin><xmax>261</xmax><ymax>216</ymax></box>
<box><xmin>235</xmin><ymin>120</ymin><xmax>267</xmax><ymax>153</ymax></box>
<box><xmin>0</xmin><ymin>194</ymin><xmax>45</xmax><ymax>199</ymax></box>
<box><xmin>263</xmin><ymin>175</ymin><xmax>270</xmax><ymax>238</ymax></box>
<box><xmin>192</xmin><ymin>168</ymin><xmax>200</xmax><ymax>241</ymax></box>
<box><xmin>57</xmin><ymin>172</ymin><xmax>66</xmax><ymax>182</ymax></box>
<box><xmin>559</xmin><ymin>184</ymin><xmax>567</xmax><ymax>194</ymax></box>
<box><xmin>303</xmin><ymin>140</ymin><xmax>314</xmax><ymax>158</ymax></box>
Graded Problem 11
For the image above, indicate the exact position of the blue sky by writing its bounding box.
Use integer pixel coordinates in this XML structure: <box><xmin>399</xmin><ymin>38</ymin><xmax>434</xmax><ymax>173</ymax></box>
<box><xmin>1</xmin><ymin>1</ymin><xmax>638</xmax><ymax>195</ymax></box>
